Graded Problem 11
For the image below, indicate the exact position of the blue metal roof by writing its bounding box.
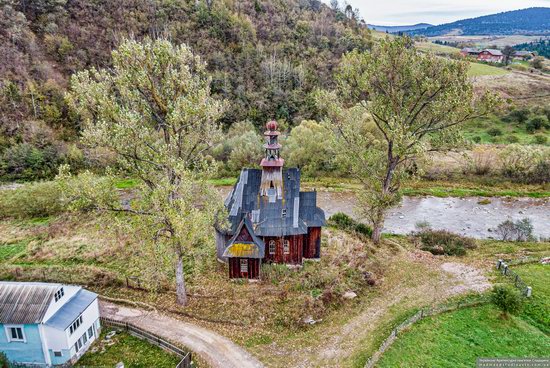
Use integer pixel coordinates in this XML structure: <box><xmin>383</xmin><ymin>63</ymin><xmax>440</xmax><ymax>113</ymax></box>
<box><xmin>45</xmin><ymin>289</ymin><xmax>97</xmax><ymax>330</ymax></box>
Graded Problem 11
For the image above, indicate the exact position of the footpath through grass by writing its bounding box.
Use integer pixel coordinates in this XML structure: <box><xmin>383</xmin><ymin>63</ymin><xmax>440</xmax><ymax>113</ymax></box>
<box><xmin>76</xmin><ymin>329</ymin><xmax>181</xmax><ymax>368</ymax></box>
<box><xmin>376</xmin><ymin>304</ymin><xmax>549</xmax><ymax>368</ymax></box>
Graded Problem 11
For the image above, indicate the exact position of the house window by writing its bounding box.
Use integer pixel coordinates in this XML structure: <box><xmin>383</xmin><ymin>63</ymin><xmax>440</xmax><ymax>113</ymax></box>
<box><xmin>88</xmin><ymin>326</ymin><xmax>94</xmax><ymax>339</ymax></box>
<box><xmin>6</xmin><ymin>326</ymin><xmax>25</xmax><ymax>342</ymax></box>
<box><xmin>269</xmin><ymin>240</ymin><xmax>276</xmax><ymax>255</ymax></box>
<box><xmin>54</xmin><ymin>351</ymin><xmax>62</xmax><ymax>357</ymax></box>
<box><xmin>54</xmin><ymin>287</ymin><xmax>64</xmax><ymax>302</ymax></box>
<box><xmin>240</xmin><ymin>259</ymin><xmax>248</xmax><ymax>273</ymax></box>
<box><xmin>69</xmin><ymin>315</ymin><xmax>83</xmax><ymax>335</ymax></box>
<box><xmin>283</xmin><ymin>240</ymin><xmax>290</xmax><ymax>254</ymax></box>
<box><xmin>82</xmin><ymin>332</ymin><xmax>88</xmax><ymax>344</ymax></box>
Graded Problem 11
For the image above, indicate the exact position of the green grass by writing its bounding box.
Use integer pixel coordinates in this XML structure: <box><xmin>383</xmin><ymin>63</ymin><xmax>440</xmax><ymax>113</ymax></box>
<box><xmin>462</xmin><ymin>116</ymin><xmax>549</xmax><ymax>145</ymax></box>
<box><xmin>114</xmin><ymin>178</ymin><xmax>140</xmax><ymax>189</ymax></box>
<box><xmin>0</xmin><ymin>240</ymin><xmax>28</xmax><ymax>261</ymax></box>
<box><xmin>402</xmin><ymin>186</ymin><xmax>550</xmax><ymax>198</ymax></box>
<box><xmin>468</xmin><ymin>62</ymin><xmax>509</xmax><ymax>77</ymax></box>
<box><xmin>377</xmin><ymin>304</ymin><xmax>549</xmax><ymax>368</ymax></box>
<box><xmin>507</xmin><ymin>263</ymin><xmax>550</xmax><ymax>334</ymax></box>
<box><xmin>76</xmin><ymin>329</ymin><xmax>182</xmax><ymax>368</ymax></box>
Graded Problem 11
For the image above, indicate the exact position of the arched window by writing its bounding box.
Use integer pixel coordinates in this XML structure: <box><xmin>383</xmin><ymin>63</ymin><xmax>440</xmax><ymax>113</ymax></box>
<box><xmin>283</xmin><ymin>240</ymin><xmax>290</xmax><ymax>254</ymax></box>
<box><xmin>269</xmin><ymin>240</ymin><xmax>276</xmax><ymax>255</ymax></box>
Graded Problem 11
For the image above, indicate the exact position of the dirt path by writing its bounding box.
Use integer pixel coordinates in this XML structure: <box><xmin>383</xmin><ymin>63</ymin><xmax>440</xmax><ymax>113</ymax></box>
<box><xmin>305</xmin><ymin>253</ymin><xmax>491</xmax><ymax>367</ymax></box>
<box><xmin>99</xmin><ymin>300</ymin><xmax>263</xmax><ymax>368</ymax></box>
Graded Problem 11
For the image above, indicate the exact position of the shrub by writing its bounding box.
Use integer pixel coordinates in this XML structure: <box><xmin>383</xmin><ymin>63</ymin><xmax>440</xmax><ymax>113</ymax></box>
<box><xmin>328</xmin><ymin>212</ymin><xmax>372</xmax><ymax>238</ymax></box>
<box><xmin>0</xmin><ymin>143</ymin><xmax>62</xmax><ymax>181</ymax></box>
<box><xmin>499</xmin><ymin>144</ymin><xmax>543</xmax><ymax>180</ymax></box>
<box><xmin>495</xmin><ymin>218</ymin><xmax>534</xmax><ymax>241</ymax></box>
<box><xmin>283</xmin><ymin>120</ymin><xmax>335</xmax><ymax>177</ymax></box>
<box><xmin>414</xmin><ymin>229</ymin><xmax>476</xmax><ymax>256</ymax></box>
<box><xmin>506</xmin><ymin>108</ymin><xmax>530</xmax><ymax>123</ymax></box>
<box><xmin>506</xmin><ymin>134</ymin><xmax>519</xmax><ymax>143</ymax></box>
<box><xmin>487</xmin><ymin>128</ymin><xmax>502</xmax><ymax>137</ymax></box>
<box><xmin>491</xmin><ymin>284</ymin><xmax>523</xmax><ymax>317</ymax></box>
<box><xmin>0</xmin><ymin>180</ymin><xmax>64</xmax><ymax>219</ymax></box>
<box><xmin>526</xmin><ymin>116</ymin><xmax>548</xmax><ymax>133</ymax></box>
<box><xmin>0</xmin><ymin>352</ymin><xmax>9</xmax><ymax>368</ymax></box>
<box><xmin>528</xmin><ymin>160</ymin><xmax>550</xmax><ymax>184</ymax></box>
<box><xmin>532</xmin><ymin>134</ymin><xmax>548</xmax><ymax>145</ymax></box>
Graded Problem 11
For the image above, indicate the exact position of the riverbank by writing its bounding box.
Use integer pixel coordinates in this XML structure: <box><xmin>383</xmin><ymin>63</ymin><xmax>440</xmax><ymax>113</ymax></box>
<box><xmin>209</xmin><ymin>177</ymin><xmax>550</xmax><ymax>198</ymax></box>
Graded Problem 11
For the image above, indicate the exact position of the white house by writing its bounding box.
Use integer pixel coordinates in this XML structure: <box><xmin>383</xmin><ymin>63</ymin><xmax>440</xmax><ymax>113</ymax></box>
<box><xmin>0</xmin><ymin>281</ymin><xmax>100</xmax><ymax>366</ymax></box>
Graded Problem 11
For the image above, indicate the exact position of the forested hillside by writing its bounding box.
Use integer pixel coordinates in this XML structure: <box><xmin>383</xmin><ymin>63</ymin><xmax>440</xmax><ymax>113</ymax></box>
<box><xmin>515</xmin><ymin>39</ymin><xmax>550</xmax><ymax>58</ymax></box>
<box><xmin>412</xmin><ymin>8</ymin><xmax>550</xmax><ymax>36</ymax></box>
<box><xmin>0</xmin><ymin>0</ymin><xmax>370</xmax><ymax>180</ymax></box>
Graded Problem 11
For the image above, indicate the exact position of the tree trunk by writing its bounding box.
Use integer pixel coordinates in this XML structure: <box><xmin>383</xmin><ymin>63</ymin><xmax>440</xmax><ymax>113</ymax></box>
<box><xmin>175</xmin><ymin>250</ymin><xmax>187</xmax><ymax>306</ymax></box>
<box><xmin>372</xmin><ymin>220</ymin><xmax>383</xmax><ymax>244</ymax></box>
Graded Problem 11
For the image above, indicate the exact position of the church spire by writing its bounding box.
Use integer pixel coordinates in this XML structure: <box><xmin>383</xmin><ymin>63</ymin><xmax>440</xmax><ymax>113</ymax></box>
<box><xmin>260</xmin><ymin>120</ymin><xmax>284</xmax><ymax>198</ymax></box>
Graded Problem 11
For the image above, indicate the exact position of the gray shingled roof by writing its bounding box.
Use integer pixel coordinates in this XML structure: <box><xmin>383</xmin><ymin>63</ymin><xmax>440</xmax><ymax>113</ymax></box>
<box><xmin>0</xmin><ymin>282</ymin><xmax>59</xmax><ymax>324</ymax></box>
<box><xmin>225</xmin><ymin>168</ymin><xmax>325</xmax><ymax>239</ymax></box>
<box><xmin>45</xmin><ymin>289</ymin><xmax>97</xmax><ymax>329</ymax></box>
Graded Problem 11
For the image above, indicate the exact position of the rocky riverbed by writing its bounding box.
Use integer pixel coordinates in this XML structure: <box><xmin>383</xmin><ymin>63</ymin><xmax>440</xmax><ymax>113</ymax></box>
<box><xmin>219</xmin><ymin>187</ymin><xmax>550</xmax><ymax>239</ymax></box>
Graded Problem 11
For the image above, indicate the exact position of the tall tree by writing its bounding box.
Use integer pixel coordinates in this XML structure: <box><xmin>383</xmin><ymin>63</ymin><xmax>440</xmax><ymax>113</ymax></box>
<box><xmin>319</xmin><ymin>37</ymin><xmax>499</xmax><ymax>244</ymax></box>
<box><xmin>66</xmin><ymin>38</ymin><xmax>225</xmax><ymax>305</ymax></box>
<box><xmin>502</xmin><ymin>46</ymin><xmax>516</xmax><ymax>65</ymax></box>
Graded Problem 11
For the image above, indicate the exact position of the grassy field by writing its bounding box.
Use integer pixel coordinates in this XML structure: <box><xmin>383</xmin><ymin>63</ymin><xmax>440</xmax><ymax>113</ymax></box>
<box><xmin>376</xmin><ymin>304</ymin><xmax>549</xmax><ymax>368</ymax></box>
<box><xmin>77</xmin><ymin>329</ymin><xmax>181</xmax><ymax>368</ymax></box>
<box><xmin>209</xmin><ymin>176</ymin><xmax>550</xmax><ymax>198</ymax></box>
<box><xmin>415</xmin><ymin>41</ymin><xmax>461</xmax><ymax>56</ymax></box>
<box><xmin>468</xmin><ymin>62</ymin><xmax>509</xmax><ymax>77</ymax></box>
<box><xmin>507</xmin><ymin>263</ymin><xmax>549</xmax><ymax>334</ymax></box>
<box><xmin>462</xmin><ymin>117</ymin><xmax>549</xmax><ymax>145</ymax></box>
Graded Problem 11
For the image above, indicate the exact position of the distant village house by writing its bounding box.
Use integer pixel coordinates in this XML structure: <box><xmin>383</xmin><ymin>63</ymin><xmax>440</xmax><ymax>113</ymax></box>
<box><xmin>217</xmin><ymin>121</ymin><xmax>326</xmax><ymax>279</ymax></box>
<box><xmin>0</xmin><ymin>282</ymin><xmax>100</xmax><ymax>366</ymax></box>
<box><xmin>460</xmin><ymin>48</ymin><xmax>535</xmax><ymax>63</ymax></box>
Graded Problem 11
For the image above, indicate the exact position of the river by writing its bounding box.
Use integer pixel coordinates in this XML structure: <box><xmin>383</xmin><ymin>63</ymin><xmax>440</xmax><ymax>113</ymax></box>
<box><xmin>219</xmin><ymin>187</ymin><xmax>550</xmax><ymax>240</ymax></box>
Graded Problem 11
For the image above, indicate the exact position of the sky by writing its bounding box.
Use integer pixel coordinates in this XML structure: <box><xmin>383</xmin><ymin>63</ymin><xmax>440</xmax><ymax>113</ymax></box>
<box><xmin>330</xmin><ymin>0</ymin><xmax>550</xmax><ymax>26</ymax></box>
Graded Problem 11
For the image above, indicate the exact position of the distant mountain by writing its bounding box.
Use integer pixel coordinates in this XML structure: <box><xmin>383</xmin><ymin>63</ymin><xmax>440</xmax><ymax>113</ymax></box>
<box><xmin>412</xmin><ymin>7</ymin><xmax>550</xmax><ymax>36</ymax></box>
<box><xmin>368</xmin><ymin>23</ymin><xmax>432</xmax><ymax>33</ymax></box>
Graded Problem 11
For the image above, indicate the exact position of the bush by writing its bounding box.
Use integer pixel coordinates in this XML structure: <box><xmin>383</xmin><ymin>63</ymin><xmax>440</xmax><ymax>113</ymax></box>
<box><xmin>505</xmin><ymin>134</ymin><xmax>519</xmax><ymax>143</ymax></box>
<box><xmin>532</xmin><ymin>134</ymin><xmax>547</xmax><ymax>145</ymax></box>
<box><xmin>283</xmin><ymin>120</ymin><xmax>335</xmax><ymax>177</ymax></box>
<box><xmin>506</xmin><ymin>108</ymin><xmax>530</xmax><ymax>123</ymax></box>
<box><xmin>0</xmin><ymin>352</ymin><xmax>9</xmax><ymax>368</ymax></box>
<box><xmin>328</xmin><ymin>212</ymin><xmax>372</xmax><ymax>238</ymax></box>
<box><xmin>491</xmin><ymin>285</ymin><xmax>523</xmax><ymax>317</ymax></box>
<box><xmin>529</xmin><ymin>160</ymin><xmax>550</xmax><ymax>184</ymax></box>
<box><xmin>495</xmin><ymin>218</ymin><xmax>534</xmax><ymax>241</ymax></box>
<box><xmin>0</xmin><ymin>143</ymin><xmax>62</xmax><ymax>181</ymax></box>
<box><xmin>414</xmin><ymin>229</ymin><xmax>476</xmax><ymax>256</ymax></box>
<box><xmin>526</xmin><ymin>116</ymin><xmax>548</xmax><ymax>133</ymax></box>
<box><xmin>487</xmin><ymin>128</ymin><xmax>502</xmax><ymax>137</ymax></box>
<box><xmin>0</xmin><ymin>180</ymin><xmax>64</xmax><ymax>219</ymax></box>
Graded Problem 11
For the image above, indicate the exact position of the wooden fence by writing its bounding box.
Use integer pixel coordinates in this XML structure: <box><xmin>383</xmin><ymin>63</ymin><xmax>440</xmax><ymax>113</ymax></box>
<box><xmin>496</xmin><ymin>259</ymin><xmax>532</xmax><ymax>297</ymax></box>
<box><xmin>100</xmin><ymin>317</ymin><xmax>192</xmax><ymax>368</ymax></box>
<box><xmin>364</xmin><ymin>257</ymin><xmax>540</xmax><ymax>368</ymax></box>
<box><xmin>363</xmin><ymin>295</ymin><xmax>490</xmax><ymax>368</ymax></box>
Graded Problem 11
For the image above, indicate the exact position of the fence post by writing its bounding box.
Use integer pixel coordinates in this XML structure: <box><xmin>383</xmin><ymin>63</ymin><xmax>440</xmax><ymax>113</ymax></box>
<box><xmin>526</xmin><ymin>287</ymin><xmax>532</xmax><ymax>298</ymax></box>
